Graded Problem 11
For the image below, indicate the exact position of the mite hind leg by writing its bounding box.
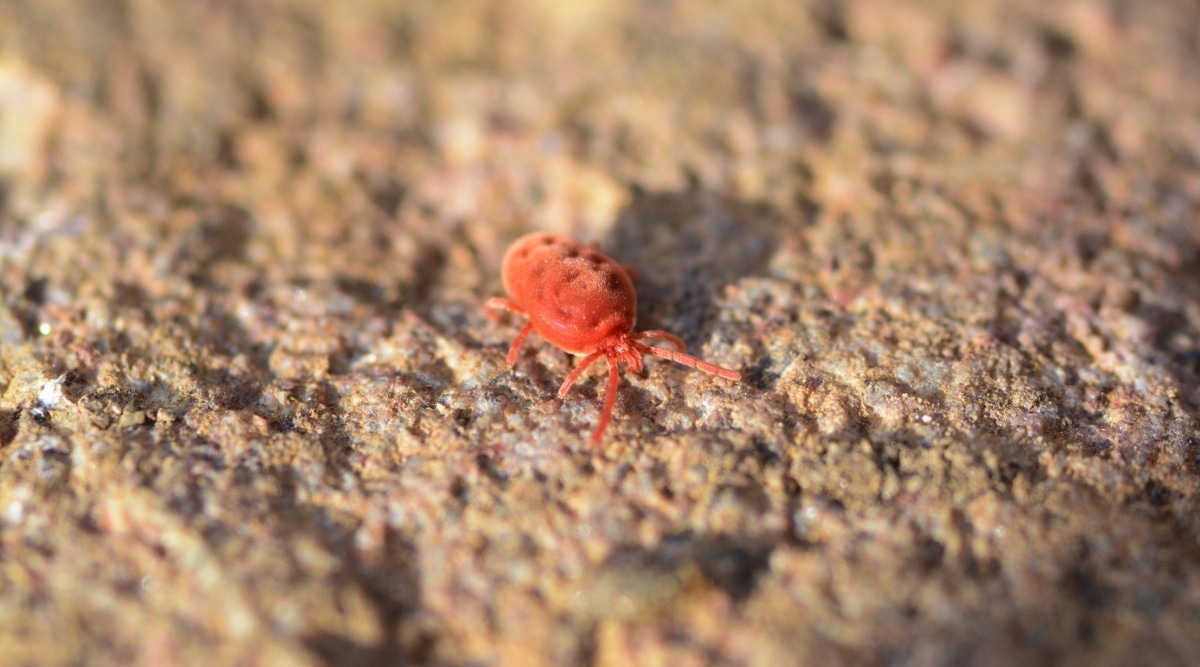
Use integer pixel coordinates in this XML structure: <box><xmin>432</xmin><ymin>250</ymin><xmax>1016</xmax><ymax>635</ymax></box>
<box><xmin>485</xmin><ymin>297</ymin><xmax>526</xmax><ymax>322</ymax></box>
<box><xmin>486</xmin><ymin>298</ymin><xmax>534</xmax><ymax>365</ymax></box>
<box><xmin>506</xmin><ymin>321</ymin><xmax>537</xmax><ymax>366</ymax></box>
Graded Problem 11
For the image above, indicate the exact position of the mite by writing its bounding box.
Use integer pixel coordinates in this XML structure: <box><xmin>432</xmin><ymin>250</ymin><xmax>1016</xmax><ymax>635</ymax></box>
<box><xmin>487</xmin><ymin>232</ymin><xmax>741</xmax><ymax>444</ymax></box>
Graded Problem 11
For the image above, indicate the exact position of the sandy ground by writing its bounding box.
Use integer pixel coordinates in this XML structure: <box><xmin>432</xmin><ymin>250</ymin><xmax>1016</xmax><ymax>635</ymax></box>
<box><xmin>1</xmin><ymin>0</ymin><xmax>1199</xmax><ymax>665</ymax></box>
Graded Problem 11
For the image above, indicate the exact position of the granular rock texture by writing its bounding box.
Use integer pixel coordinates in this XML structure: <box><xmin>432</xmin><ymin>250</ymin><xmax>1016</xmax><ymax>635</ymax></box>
<box><xmin>1</xmin><ymin>1</ymin><xmax>1199</xmax><ymax>665</ymax></box>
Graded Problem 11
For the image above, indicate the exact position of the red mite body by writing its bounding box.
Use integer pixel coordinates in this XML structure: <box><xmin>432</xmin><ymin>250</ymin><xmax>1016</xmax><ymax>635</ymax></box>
<box><xmin>487</xmin><ymin>232</ymin><xmax>741</xmax><ymax>444</ymax></box>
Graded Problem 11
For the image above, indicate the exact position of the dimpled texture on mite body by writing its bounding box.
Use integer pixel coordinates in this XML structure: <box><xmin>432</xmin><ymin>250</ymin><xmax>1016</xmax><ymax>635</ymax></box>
<box><xmin>502</xmin><ymin>233</ymin><xmax>637</xmax><ymax>355</ymax></box>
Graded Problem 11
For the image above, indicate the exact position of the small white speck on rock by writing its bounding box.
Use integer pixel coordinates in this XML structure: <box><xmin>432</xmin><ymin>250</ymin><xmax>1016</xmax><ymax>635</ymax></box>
<box><xmin>37</xmin><ymin>374</ymin><xmax>66</xmax><ymax>410</ymax></box>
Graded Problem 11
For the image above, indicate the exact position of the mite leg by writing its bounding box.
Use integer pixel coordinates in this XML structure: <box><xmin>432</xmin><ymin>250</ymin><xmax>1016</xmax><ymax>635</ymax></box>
<box><xmin>637</xmin><ymin>343</ymin><xmax>741</xmax><ymax>381</ymax></box>
<box><xmin>485</xmin><ymin>297</ymin><xmax>526</xmax><ymax>322</ymax></box>
<box><xmin>590</xmin><ymin>357</ymin><xmax>622</xmax><ymax>445</ymax></box>
<box><xmin>632</xmin><ymin>330</ymin><xmax>686</xmax><ymax>351</ymax></box>
<box><xmin>486</xmin><ymin>297</ymin><xmax>533</xmax><ymax>365</ymax></box>
<box><xmin>557</xmin><ymin>350</ymin><xmax>605</xmax><ymax>398</ymax></box>
<box><xmin>507</xmin><ymin>322</ymin><xmax>536</xmax><ymax>366</ymax></box>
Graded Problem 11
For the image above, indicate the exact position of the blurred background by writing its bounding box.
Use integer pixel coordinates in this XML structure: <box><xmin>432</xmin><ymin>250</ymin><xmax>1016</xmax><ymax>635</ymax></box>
<box><xmin>1</xmin><ymin>1</ymin><xmax>1199</xmax><ymax>665</ymax></box>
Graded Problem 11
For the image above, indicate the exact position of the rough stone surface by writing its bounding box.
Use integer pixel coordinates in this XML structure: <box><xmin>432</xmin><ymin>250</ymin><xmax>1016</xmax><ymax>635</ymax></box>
<box><xmin>1</xmin><ymin>1</ymin><xmax>1199</xmax><ymax>665</ymax></box>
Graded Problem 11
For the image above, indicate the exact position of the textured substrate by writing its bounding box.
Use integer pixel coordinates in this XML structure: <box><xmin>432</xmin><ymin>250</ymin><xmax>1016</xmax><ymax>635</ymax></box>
<box><xmin>0</xmin><ymin>1</ymin><xmax>1199</xmax><ymax>665</ymax></box>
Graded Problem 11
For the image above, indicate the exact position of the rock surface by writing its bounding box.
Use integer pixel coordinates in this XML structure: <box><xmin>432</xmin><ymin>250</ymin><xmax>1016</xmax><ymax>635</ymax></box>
<box><xmin>1</xmin><ymin>1</ymin><xmax>1199</xmax><ymax>665</ymax></box>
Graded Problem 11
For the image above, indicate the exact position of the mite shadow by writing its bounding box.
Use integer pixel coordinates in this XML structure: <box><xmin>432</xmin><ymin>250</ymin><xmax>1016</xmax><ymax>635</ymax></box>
<box><xmin>604</xmin><ymin>182</ymin><xmax>779</xmax><ymax>351</ymax></box>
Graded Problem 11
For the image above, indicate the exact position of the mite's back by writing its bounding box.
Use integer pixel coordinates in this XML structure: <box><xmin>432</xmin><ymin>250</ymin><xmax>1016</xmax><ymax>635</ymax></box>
<box><xmin>501</xmin><ymin>233</ymin><xmax>637</xmax><ymax>353</ymax></box>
